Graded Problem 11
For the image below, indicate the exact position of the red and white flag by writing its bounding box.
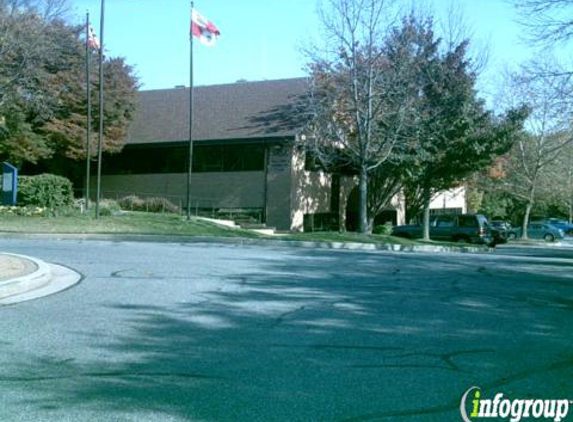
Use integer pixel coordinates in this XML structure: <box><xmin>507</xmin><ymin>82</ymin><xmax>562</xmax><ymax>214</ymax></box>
<box><xmin>191</xmin><ymin>8</ymin><xmax>220</xmax><ymax>47</ymax></box>
<box><xmin>87</xmin><ymin>25</ymin><xmax>100</xmax><ymax>51</ymax></box>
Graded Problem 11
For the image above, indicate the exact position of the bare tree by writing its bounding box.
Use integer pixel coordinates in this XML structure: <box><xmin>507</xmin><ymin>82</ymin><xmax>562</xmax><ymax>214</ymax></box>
<box><xmin>0</xmin><ymin>0</ymin><xmax>69</xmax><ymax>19</ymax></box>
<box><xmin>495</xmin><ymin>59</ymin><xmax>573</xmax><ymax>238</ymax></box>
<box><xmin>545</xmin><ymin>142</ymin><xmax>573</xmax><ymax>222</ymax></box>
<box><xmin>304</xmin><ymin>0</ymin><xmax>412</xmax><ymax>234</ymax></box>
<box><xmin>512</xmin><ymin>0</ymin><xmax>573</xmax><ymax>46</ymax></box>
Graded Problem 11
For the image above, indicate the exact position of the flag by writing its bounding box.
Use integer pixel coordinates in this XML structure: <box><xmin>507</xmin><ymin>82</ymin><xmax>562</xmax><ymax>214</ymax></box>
<box><xmin>87</xmin><ymin>25</ymin><xmax>100</xmax><ymax>51</ymax></box>
<box><xmin>191</xmin><ymin>8</ymin><xmax>220</xmax><ymax>47</ymax></box>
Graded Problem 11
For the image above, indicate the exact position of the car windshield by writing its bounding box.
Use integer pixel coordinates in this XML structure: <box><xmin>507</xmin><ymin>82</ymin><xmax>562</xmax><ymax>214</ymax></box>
<box><xmin>477</xmin><ymin>215</ymin><xmax>488</xmax><ymax>227</ymax></box>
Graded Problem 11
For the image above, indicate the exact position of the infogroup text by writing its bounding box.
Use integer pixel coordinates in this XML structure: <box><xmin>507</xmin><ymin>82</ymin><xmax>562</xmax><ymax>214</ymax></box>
<box><xmin>460</xmin><ymin>387</ymin><xmax>572</xmax><ymax>422</ymax></box>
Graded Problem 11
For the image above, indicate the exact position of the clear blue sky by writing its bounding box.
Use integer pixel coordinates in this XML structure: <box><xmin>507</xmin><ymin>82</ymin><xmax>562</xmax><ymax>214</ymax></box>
<box><xmin>69</xmin><ymin>0</ymin><xmax>537</xmax><ymax>98</ymax></box>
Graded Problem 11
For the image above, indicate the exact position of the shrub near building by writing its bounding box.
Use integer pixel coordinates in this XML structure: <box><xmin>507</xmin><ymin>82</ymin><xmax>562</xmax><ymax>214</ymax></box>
<box><xmin>117</xmin><ymin>195</ymin><xmax>181</xmax><ymax>214</ymax></box>
<box><xmin>18</xmin><ymin>174</ymin><xmax>74</xmax><ymax>209</ymax></box>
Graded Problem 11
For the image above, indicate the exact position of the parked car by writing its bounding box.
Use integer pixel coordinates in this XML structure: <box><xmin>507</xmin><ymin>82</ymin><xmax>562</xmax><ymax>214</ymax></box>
<box><xmin>514</xmin><ymin>222</ymin><xmax>565</xmax><ymax>242</ymax></box>
<box><xmin>391</xmin><ymin>214</ymin><xmax>496</xmax><ymax>245</ymax></box>
<box><xmin>538</xmin><ymin>218</ymin><xmax>573</xmax><ymax>235</ymax></box>
<box><xmin>490</xmin><ymin>220</ymin><xmax>511</xmax><ymax>230</ymax></box>
<box><xmin>490</xmin><ymin>220</ymin><xmax>518</xmax><ymax>240</ymax></box>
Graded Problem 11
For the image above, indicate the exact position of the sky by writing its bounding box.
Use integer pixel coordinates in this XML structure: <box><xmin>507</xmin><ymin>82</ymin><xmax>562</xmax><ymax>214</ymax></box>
<box><xmin>68</xmin><ymin>0</ymin><xmax>541</xmax><ymax>101</ymax></box>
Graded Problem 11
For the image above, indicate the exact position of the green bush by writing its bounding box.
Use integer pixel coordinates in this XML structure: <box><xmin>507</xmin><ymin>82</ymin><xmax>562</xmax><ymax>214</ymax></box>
<box><xmin>117</xmin><ymin>195</ymin><xmax>145</xmax><ymax>211</ymax></box>
<box><xmin>18</xmin><ymin>174</ymin><xmax>74</xmax><ymax>208</ymax></box>
<box><xmin>145</xmin><ymin>197</ymin><xmax>180</xmax><ymax>213</ymax></box>
<box><xmin>99</xmin><ymin>199</ymin><xmax>121</xmax><ymax>216</ymax></box>
<box><xmin>373</xmin><ymin>224</ymin><xmax>392</xmax><ymax>235</ymax></box>
<box><xmin>118</xmin><ymin>195</ymin><xmax>180</xmax><ymax>214</ymax></box>
<box><xmin>98</xmin><ymin>207</ymin><xmax>113</xmax><ymax>216</ymax></box>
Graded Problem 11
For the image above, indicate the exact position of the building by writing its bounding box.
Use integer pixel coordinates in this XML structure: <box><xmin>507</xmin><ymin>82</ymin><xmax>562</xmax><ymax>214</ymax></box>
<box><xmin>96</xmin><ymin>77</ymin><xmax>463</xmax><ymax>231</ymax></box>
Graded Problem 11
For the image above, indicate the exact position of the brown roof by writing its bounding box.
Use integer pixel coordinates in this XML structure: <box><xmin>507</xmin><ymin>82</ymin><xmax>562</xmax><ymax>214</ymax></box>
<box><xmin>127</xmin><ymin>77</ymin><xmax>309</xmax><ymax>145</ymax></box>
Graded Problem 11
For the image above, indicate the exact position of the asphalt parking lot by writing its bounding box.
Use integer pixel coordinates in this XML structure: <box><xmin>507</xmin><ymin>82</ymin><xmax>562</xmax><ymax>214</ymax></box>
<box><xmin>0</xmin><ymin>238</ymin><xmax>571</xmax><ymax>422</ymax></box>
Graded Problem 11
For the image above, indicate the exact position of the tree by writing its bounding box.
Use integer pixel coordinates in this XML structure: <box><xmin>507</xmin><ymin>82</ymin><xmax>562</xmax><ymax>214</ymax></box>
<box><xmin>497</xmin><ymin>131</ymin><xmax>570</xmax><ymax>238</ymax></box>
<box><xmin>512</xmin><ymin>0</ymin><xmax>573</xmax><ymax>47</ymax></box>
<box><xmin>41</xmin><ymin>55</ymin><xmax>138</xmax><ymax>162</ymax></box>
<box><xmin>547</xmin><ymin>143</ymin><xmax>573</xmax><ymax>222</ymax></box>
<box><xmin>0</xmin><ymin>0</ymin><xmax>138</xmax><ymax>170</ymax></box>
<box><xmin>399</xmin><ymin>27</ymin><xmax>526</xmax><ymax>240</ymax></box>
<box><xmin>305</xmin><ymin>2</ymin><xmax>525</xmax><ymax>236</ymax></box>
<box><xmin>0</xmin><ymin>1</ymin><xmax>57</xmax><ymax>164</ymax></box>
<box><xmin>304</xmin><ymin>0</ymin><xmax>416</xmax><ymax>234</ymax></box>
<box><xmin>490</xmin><ymin>62</ymin><xmax>573</xmax><ymax>238</ymax></box>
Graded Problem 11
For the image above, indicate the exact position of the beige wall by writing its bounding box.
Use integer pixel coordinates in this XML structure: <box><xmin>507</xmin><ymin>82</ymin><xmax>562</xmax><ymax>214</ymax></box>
<box><xmin>290</xmin><ymin>148</ymin><xmax>334</xmax><ymax>232</ymax></box>
<box><xmin>94</xmin><ymin>146</ymin><xmax>421</xmax><ymax>231</ymax></box>
<box><xmin>430</xmin><ymin>187</ymin><xmax>466</xmax><ymax>213</ymax></box>
<box><xmin>94</xmin><ymin>172</ymin><xmax>265</xmax><ymax>209</ymax></box>
<box><xmin>389</xmin><ymin>190</ymin><xmax>407</xmax><ymax>226</ymax></box>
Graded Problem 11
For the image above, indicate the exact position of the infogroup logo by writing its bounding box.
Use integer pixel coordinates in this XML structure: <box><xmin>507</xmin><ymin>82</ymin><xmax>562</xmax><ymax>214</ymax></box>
<box><xmin>460</xmin><ymin>387</ymin><xmax>572</xmax><ymax>422</ymax></box>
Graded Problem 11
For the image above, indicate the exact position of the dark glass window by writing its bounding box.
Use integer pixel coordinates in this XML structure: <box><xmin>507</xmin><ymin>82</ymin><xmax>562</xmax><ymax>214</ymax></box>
<box><xmin>102</xmin><ymin>146</ymin><xmax>187</xmax><ymax>175</ymax></box>
<box><xmin>436</xmin><ymin>217</ymin><xmax>454</xmax><ymax>228</ymax></box>
<box><xmin>102</xmin><ymin>144</ymin><xmax>265</xmax><ymax>175</ymax></box>
<box><xmin>459</xmin><ymin>216</ymin><xmax>479</xmax><ymax>228</ymax></box>
<box><xmin>193</xmin><ymin>144</ymin><xmax>265</xmax><ymax>172</ymax></box>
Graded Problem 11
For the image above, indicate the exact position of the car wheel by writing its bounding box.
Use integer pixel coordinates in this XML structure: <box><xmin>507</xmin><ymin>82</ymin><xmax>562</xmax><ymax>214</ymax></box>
<box><xmin>455</xmin><ymin>236</ymin><xmax>470</xmax><ymax>244</ymax></box>
<box><xmin>543</xmin><ymin>233</ymin><xmax>555</xmax><ymax>242</ymax></box>
<box><xmin>507</xmin><ymin>232</ymin><xmax>517</xmax><ymax>240</ymax></box>
<box><xmin>394</xmin><ymin>232</ymin><xmax>411</xmax><ymax>239</ymax></box>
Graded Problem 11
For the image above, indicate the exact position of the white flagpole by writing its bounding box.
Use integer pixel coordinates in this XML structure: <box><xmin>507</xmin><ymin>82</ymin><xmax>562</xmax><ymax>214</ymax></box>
<box><xmin>95</xmin><ymin>0</ymin><xmax>105</xmax><ymax>219</ymax></box>
<box><xmin>85</xmin><ymin>11</ymin><xmax>92</xmax><ymax>211</ymax></box>
<box><xmin>186</xmin><ymin>0</ymin><xmax>195</xmax><ymax>220</ymax></box>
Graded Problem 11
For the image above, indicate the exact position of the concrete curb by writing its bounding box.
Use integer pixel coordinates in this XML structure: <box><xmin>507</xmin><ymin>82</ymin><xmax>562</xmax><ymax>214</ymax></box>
<box><xmin>0</xmin><ymin>253</ymin><xmax>52</xmax><ymax>300</ymax></box>
<box><xmin>0</xmin><ymin>232</ymin><xmax>492</xmax><ymax>254</ymax></box>
<box><xmin>0</xmin><ymin>263</ymin><xmax>82</xmax><ymax>306</ymax></box>
<box><xmin>497</xmin><ymin>240</ymin><xmax>572</xmax><ymax>249</ymax></box>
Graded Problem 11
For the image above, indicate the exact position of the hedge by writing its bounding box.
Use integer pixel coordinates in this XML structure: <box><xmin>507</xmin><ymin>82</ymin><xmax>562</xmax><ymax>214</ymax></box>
<box><xmin>117</xmin><ymin>195</ymin><xmax>181</xmax><ymax>214</ymax></box>
<box><xmin>17</xmin><ymin>174</ymin><xmax>74</xmax><ymax>208</ymax></box>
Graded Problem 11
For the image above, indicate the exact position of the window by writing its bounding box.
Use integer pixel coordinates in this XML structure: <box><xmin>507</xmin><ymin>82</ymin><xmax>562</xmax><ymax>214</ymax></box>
<box><xmin>102</xmin><ymin>146</ymin><xmax>187</xmax><ymax>175</ymax></box>
<box><xmin>303</xmin><ymin>213</ymin><xmax>340</xmax><ymax>232</ymax></box>
<box><xmin>102</xmin><ymin>143</ymin><xmax>266</xmax><ymax>175</ymax></box>
<box><xmin>430</xmin><ymin>207</ymin><xmax>463</xmax><ymax>216</ymax></box>
<box><xmin>435</xmin><ymin>216</ymin><xmax>454</xmax><ymax>228</ymax></box>
<box><xmin>193</xmin><ymin>144</ymin><xmax>265</xmax><ymax>172</ymax></box>
<box><xmin>458</xmin><ymin>216</ymin><xmax>479</xmax><ymax>228</ymax></box>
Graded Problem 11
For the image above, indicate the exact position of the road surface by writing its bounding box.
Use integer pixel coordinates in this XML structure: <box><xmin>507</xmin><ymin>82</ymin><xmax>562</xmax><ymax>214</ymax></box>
<box><xmin>0</xmin><ymin>239</ymin><xmax>571</xmax><ymax>422</ymax></box>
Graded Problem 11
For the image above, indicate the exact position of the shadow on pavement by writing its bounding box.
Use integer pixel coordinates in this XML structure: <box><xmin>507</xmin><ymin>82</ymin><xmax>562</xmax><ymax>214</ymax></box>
<box><xmin>6</xmin><ymin>248</ymin><xmax>573</xmax><ymax>421</ymax></box>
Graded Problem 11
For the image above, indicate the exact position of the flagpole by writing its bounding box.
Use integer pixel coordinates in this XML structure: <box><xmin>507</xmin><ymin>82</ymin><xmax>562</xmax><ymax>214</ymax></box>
<box><xmin>95</xmin><ymin>0</ymin><xmax>105</xmax><ymax>219</ymax></box>
<box><xmin>186</xmin><ymin>0</ymin><xmax>195</xmax><ymax>220</ymax></box>
<box><xmin>85</xmin><ymin>11</ymin><xmax>91</xmax><ymax>211</ymax></box>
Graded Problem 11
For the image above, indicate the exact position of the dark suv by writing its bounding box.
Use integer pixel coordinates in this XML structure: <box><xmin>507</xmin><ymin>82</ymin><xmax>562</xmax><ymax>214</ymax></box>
<box><xmin>391</xmin><ymin>214</ymin><xmax>497</xmax><ymax>245</ymax></box>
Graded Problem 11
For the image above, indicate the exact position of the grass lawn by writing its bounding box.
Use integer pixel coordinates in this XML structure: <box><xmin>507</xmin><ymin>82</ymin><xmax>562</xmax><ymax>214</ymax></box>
<box><xmin>282</xmin><ymin>231</ymin><xmax>486</xmax><ymax>247</ymax></box>
<box><xmin>0</xmin><ymin>211</ymin><xmax>261</xmax><ymax>238</ymax></box>
<box><xmin>283</xmin><ymin>231</ymin><xmax>420</xmax><ymax>245</ymax></box>
<box><xmin>0</xmin><ymin>211</ymin><xmax>487</xmax><ymax>248</ymax></box>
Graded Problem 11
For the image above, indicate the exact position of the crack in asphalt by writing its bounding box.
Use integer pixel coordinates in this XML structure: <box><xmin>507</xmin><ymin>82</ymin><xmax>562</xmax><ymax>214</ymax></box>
<box><xmin>351</xmin><ymin>349</ymin><xmax>496</xmax><ymax>373</ymax></box>
<box><xmin>270</xmin><ymin>305</ymin><xmax>307</xmax><ymax>328</ymax></box>
<box><xmin>0</xmin><ymin>371</ymin><xmax>226</xmax><ymax>383</ymax></box>
<box><xmin>337</xmin><ymin>355</ymin><xmax>573</xmax><ymax>421</ymax></box>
